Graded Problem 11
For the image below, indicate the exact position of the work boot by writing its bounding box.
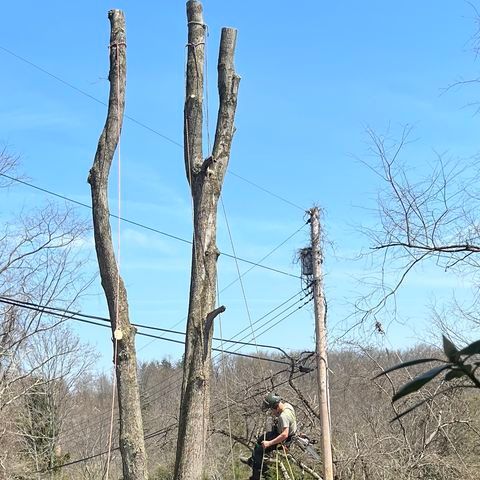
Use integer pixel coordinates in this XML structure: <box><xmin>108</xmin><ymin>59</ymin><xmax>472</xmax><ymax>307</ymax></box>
<box><xmin>250</xmin><ymin>469</ymin><xmax>261</xmax><ymax>480</ymax></box>
<box><xmin>240</xmin><ymin>456</ymin><xmax>253</xmax><ymax>467</ymax></box>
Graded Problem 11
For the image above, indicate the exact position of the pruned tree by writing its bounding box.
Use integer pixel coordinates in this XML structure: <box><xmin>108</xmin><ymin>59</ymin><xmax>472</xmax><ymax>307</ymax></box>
<box><xmin>174</xmin><ymin>1</ymin><xmax>240</xmax><ymax>479</ymax></box>
<box><xmin>87</xmin><ymin>10</ymin><xmax>147</xmax><ymax>480</ymax></box>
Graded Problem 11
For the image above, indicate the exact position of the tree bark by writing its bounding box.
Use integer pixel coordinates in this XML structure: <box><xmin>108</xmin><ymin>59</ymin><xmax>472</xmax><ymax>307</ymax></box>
<box><xmin>87</xmin><ymin>10</ymin><xmax>147</xmax><ymax>480</ymax></box>
<box><xmin>174</xmin><ymin>2</ymin><xmax>240</xmax><ymax>479</ymax></box>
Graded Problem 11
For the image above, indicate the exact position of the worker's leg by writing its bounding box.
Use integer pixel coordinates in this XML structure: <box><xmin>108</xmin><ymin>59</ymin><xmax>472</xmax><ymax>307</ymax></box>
<box><xmin>251</xmin><ymin>431</ymin><xmax>277</xmax><ymax>479</ymax></box>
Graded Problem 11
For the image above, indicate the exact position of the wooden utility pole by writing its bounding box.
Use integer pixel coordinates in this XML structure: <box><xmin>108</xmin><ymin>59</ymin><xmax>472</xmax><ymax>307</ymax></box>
<box><xmin>88</xmin><ymin>10</ymin><xmax>148</xmax><ymax>480</ymax></box>
<box><xmin>309</xmin><ymin>207</ymin><xmax>334</xmax><ymax>480</ymax></box>
<box><xmin>174</xmin><ymin>1</ymin><xmax>240</xmax><ymax>479</ymax></box>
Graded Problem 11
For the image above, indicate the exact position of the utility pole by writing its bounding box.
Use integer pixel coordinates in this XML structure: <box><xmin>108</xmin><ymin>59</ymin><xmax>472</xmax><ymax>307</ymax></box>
<box><xmin>309</xmin><ymin>206</ymin><xmax>334</xmax><ymax>480</ymax></box>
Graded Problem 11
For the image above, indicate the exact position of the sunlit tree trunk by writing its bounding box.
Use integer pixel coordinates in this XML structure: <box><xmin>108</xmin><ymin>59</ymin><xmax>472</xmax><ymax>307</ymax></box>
<box><xmin>174</xmin><ymin>1</ymin><xmax>240</xmax><ymax>479</ymax></box>
<box><xmin>87</xmin><ymin>10</ymin><xmax>147</xmax><ymax>480</ymax></box>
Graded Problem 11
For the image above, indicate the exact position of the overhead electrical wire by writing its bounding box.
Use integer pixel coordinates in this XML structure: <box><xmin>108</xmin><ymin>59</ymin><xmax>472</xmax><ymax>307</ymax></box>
<box><xmin>136</xmin><ymin>220</ymin><xmax>308</xmax><ymax>341</ymax></box>
<box><xmin>5</xmin><ymin>290</ymin><xmax>311</xmax><ymax>445</ymax></box>
<box><xmin>221</xmin><ymin>293</ymin><xmax>314</xmax><ymax>358</ymax></box>
<box><xmin>0</xmin><ymin>290</ymin><xmax>311</xmax><ymax>362</ymax></box>
<box><xmin>0</xmin><ymin>41</ymin><xmax>317</xmax><ymax>475</ymax></box>
<box><xmin>34</xmin><ymin>367</ymin><xmax>314</xmax><ymax>475</ymax></box>
<box><xmin>0</xmin><ymin>296</ymin><xmax>293</xmax><ymax>365</ymax></box>
<box><xmin>0</xmin><ymin>173</ymin><xmax>300</xmax><ymax>280</ymax></box>
<box><xmin>214</xmin><ymin>288</ymin><xmax>312</xmax><ymax>347</ymax></box>
<box><xmin>0</xmin><ymin>44</ymin><xmax>306</xmax><ymax>213</ymax></box>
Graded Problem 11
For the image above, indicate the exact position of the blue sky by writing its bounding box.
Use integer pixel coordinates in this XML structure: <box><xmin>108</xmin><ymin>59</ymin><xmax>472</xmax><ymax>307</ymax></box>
<box><xmin>2</xmin><ymin>1</ymin><xmax>480</xmax><ymax>371</ymax></box>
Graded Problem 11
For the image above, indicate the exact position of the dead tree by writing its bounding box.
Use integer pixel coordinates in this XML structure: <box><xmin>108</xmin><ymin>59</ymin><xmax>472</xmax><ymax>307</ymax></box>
<box><xmin>87</xmin><ymin>10</ymin><xmax>147</xmax><ymax>480</ymax></box>
<box><xmin>174</xmin><ymin>1</ymin><xmax>240</xmax><ymax>479</ymax></box>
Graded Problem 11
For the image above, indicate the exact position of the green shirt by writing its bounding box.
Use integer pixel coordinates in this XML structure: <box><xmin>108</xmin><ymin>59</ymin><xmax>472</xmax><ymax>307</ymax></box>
<box><xmin>277</xmin><ymin>403</ymin><xmax>297</xmax><ymax>436</ymax></box>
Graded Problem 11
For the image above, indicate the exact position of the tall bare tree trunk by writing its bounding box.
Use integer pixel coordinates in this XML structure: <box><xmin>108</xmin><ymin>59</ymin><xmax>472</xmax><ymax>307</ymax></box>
<box><xmin>87</xmin><ymin>10</ymin><xmax>147</xmax><ymax>480</ymax></box>
<box><xmin>174</xmin><ymin>2</ymin><xmax>240</xmax><ymax>479</ymax></box>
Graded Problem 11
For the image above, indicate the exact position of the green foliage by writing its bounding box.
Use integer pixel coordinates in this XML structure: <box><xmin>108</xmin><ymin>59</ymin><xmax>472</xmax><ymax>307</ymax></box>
<box><xmin>16</xmin><ymin>380</ymin><xmax>69</xmax><ymax>478</ymax></box>
<box><xmin>375</xmin><ymin>335</ymin><xmax>480</xmax><ymax>420</ymax></box>
<box><xmin>150</xmin><ymin>464</ymin><xmax>174</xmax><ymax>480</ymax></box>
<box><xmin>392</xmin><ymin>364</ymin><xmax>450</xmax><ymax>402</ymax></box>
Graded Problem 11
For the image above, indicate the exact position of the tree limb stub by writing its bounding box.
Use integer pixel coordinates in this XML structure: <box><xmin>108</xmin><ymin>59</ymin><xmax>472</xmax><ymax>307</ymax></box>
<box><xmin>204</xmin><ymin>305</ymin><xmax>226</xmax><ymax>353</ymax></box>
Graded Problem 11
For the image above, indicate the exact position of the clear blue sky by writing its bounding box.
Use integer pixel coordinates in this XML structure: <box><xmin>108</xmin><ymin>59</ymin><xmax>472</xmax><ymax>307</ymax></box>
<box><xmin>2</xmin><ymin>1</ymin><xmax>480</xmax><ymax>371</ymax></box>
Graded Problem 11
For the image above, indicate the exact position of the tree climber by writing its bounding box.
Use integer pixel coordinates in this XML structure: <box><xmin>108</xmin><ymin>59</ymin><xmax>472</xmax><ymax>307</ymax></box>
<box><xmin>240</xmin><ymin>393</ymin><xmax>297</xmax><ymax>480</ymax></box>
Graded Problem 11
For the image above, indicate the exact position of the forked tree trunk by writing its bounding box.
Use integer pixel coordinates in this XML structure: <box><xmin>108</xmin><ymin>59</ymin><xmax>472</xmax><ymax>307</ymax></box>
<box><xmin>174</xmin><ymin>1</ymin><xmax>240</xmax><ymax>479</ymax></box>
<box><xmin>87</xmin><ymin>10</ymin><xmax>148</xmax><ymax>480</ymax></box>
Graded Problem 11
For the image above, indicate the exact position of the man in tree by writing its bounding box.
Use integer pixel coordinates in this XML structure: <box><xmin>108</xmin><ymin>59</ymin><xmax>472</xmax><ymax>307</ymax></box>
<box><xmin>240</xmin><ymin>393</ymin><xmax>297</xmax><ymax>480</ymax></box>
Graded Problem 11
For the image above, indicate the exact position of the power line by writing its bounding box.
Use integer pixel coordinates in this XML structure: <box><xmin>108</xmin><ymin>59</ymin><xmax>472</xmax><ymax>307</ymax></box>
<box><xmin>202</xmin><ymin>288</ymin><xmax>313</xmax><ymax>359</ymax></box>
<box><xmin>225</xmin><ymin>294</ymin><xmax>314</xmax><ymax>357</ymax></box>
<box><xmin>3</xmin><ymin>291</ymin><xmax>311</xmax><ymax>445</ymax></box>
<box><xmin>63</xmin><ymin>292</ymin><xmax>313</xmax><ymax>444</ymax></box>
<box><xmin>0</xmin><ymin>172</ymin><xmax>300</xmax><ymax>279</ymax></box>
<box><xmin>0</xmin><ymin>295</ymin><xmax>301</xmax><ymax>356</ymax></box>
<box><xmin>228</xmin><ymin>171</ymin><xmax>305</xmax><ymax>212</ymax></box>
<box><xmin>0</xmin><ymin>44</ymin><xmax>305</xmax><ymax>212</ymax></box>
<box><xmin>0</xmin><ymin>45</ymin><xmax>184</xmax><ymax>149</ymax></box>
<box><xmin>0</xmin><ymin>296</ymin><xmax>293</xmax><ymax>366</ymax></box>
<box><xmin>35</xmin><ymin>367</ymin><xmax>313</xmax><ymax>474</ymax></box>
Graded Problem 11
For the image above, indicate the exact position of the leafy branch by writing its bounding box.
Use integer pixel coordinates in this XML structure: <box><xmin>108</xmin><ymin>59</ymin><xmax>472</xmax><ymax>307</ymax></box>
<box><xmin>374</xmin><ymin>335</ymin><xmax>480</xmax><ymax>420</ymax></box>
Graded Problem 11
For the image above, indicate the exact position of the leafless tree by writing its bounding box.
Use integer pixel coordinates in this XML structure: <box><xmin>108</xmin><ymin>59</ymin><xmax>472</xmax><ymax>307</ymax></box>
<box><xmin>174</xmin><ymin>1</ymin><xmax>240</xmax><ymax>479</ymax></box>
<box><xmin>355</xmin><ymin>126</ymin><xmax>480</xmax><ymax>335</ymax></box>
<box><xmin>0</xmin><ymin>148</ymin><xmax>95</xmax><ymax>478</ymax></box>
<box><xmin>13</xmin><ymin>324</ymin><xmax>96</xmax><ymax>479</ymax></box>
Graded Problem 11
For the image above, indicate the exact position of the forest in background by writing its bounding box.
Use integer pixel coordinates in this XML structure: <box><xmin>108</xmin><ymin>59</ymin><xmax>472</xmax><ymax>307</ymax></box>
<box><xmin>3</xmin><ymin>2</ymin><xmax>480</xmax><ymax>479</ymax></box>
<box><xmin>2</xmin><ymin>312</ymin><xmax>479</xmax><ymax>480</ymax></box>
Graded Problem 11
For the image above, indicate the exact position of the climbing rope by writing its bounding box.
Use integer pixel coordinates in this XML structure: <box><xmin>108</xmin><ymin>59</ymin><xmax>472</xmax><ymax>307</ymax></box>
<box><xmin>104</xmin><ymin>336</ymin><xmax>119</xmax><ymax>479</ymax></box>
<box><xmin>104</xmin><ymin>39</ymin><xmax>124</xmax><ymax>480</ymax></box>
<box><xmin>276</xmin><ymin>450</ymin><xmax>280</xmax><ymax>480</ymax></box>
<box><xmin>204</xmin><ymin>31</ymin><xmax>270</xmax><ymax>392</ymax></box>
<box><xmin>282</xmin><ymin>444</ymin><xmax>296</xmax><ymax>480</ymax></box>
<box><xmin>217</xmin><ymin>280</ymin><xmax>237</xmax><ymax>479</ymax></box>
<box><xmin>184</xmin><ymin>19</ymin><xmax>218</xmax><ymax>468</ymax></box>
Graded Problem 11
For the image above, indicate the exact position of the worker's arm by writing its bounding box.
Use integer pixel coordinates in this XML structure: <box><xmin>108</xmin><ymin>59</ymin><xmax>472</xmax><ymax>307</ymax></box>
<box><xmin>261</xmin><ymin>426</ymin><xmax>289</xmax><ymax>449</ymax></box>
